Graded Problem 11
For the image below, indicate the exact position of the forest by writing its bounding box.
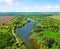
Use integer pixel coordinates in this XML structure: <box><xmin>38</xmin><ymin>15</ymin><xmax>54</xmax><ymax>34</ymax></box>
<box><xmin>0</xmin><ymin>13</ymin><xmax>60</xmax><ymax>49</ymax></box>
<box><xmin>30</xmin><ymin>15</ymin><xmax>60</xmax><ymax>49</ymax></box>
<box><xmin>0</xmin><ymin>16</ymin><xmax>29</xmax><ymax>49</ymax></box>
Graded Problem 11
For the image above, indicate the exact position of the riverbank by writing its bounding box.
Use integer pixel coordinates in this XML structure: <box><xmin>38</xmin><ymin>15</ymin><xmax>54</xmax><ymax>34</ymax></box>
<box><xmin>30</xmin><ymin>16</ymin><xmax>60</xmax><ymax>49</ymax></box>
<box><xmin>30</xmin><ymin>39</ymin><xmax>40</xmax><ymax>49</ymax></box>
<box><xmin>16</xmin><ymin>18</ymin><xmax>37</xmax><ymax>49</ymax></box>
<box><xmin>12</xmin><ymin>27</ymin><xmax>21</xmax><ymax>47</ymax></box>
<box><xmin>12</xmin><ymin>27</ymin><xmax>27</xmax><ymax>49</ymax></box>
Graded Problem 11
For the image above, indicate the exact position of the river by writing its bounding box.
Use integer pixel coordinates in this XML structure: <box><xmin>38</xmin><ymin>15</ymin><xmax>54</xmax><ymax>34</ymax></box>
<box><xmin>16</xmin><ymin>18</ymin><xmax>37</xmax><ymax>49</ymax></box>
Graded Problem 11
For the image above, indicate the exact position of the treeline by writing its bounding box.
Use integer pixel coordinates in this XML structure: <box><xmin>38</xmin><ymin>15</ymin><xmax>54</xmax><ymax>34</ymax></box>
<box><xmin>30</xmin><ymin>16</ymin><xmax>60</xmax><ymax>49</ymax></box>
<box><xmin>0</xmin><ymin>16</ymin><xmax>30</xmax><ymax>49</ymax></box>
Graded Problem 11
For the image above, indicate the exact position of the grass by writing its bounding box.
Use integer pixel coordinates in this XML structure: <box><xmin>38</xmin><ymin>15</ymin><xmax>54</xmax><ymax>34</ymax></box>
<box><xmin>42</xmin><ymin>31</ymin><xmax>60</xmax><ymax>43</ymax></box>
<box><xmin>50</xmin><ymin>16</ymin><xmax>60</xmax><ymax>20</ymax></box>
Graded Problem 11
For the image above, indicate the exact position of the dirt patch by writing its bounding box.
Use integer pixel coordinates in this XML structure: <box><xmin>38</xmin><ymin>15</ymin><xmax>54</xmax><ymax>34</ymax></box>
<box><xmin>53</xmin><ymin>18</ymin><xmax>60</xmax><ymax>20</ymax></box>
<box><xmin>0</xmin><ymin>16</ymin><xmax>14</xmax><ymax>24</ymax></box>
<box><xmin>50</xmin><ymin>16</ymin><xmax>60</xmax><ymax>21</ymax></box>
<box><xmin>30</xmin><ymin>39</ymin><xmax>40</xmax><ymax>49</ymax></box>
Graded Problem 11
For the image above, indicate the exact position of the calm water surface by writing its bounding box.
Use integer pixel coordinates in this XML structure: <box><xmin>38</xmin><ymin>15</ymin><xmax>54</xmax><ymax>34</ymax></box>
<box><xmin>16</xmin><ymin>18</ymin><xmax>37</xmax><ymax>49</ymax></box>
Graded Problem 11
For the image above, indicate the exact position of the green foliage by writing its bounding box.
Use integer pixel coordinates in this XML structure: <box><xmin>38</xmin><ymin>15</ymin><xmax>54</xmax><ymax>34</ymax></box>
<box><xmin>50</xmin><ymin>44</ymin><xmax>58</xmax><ymax>49</ymax></box>
<box><xmin>0</xmin><ymin>15</ymin><xmax>60</xmax><ymax>49</ymax></box>
<box><xmin>30</xmin><ymin>16</ymin><xmax>60</xmax><ymax>49</ymax></box>
<box><xmin>0</xmin><ymin>16</ymin><xmax>29</xmax><ymax>49</ymax></box>
<box><xmin>0</xmin><ymin>28</ymin><xmax>20</xmax><ymax>49</ymax></box>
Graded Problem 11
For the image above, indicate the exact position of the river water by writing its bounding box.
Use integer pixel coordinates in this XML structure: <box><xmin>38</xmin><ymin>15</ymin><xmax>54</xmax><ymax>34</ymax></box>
<box><xmin>16</xmin><ymin>18</ymin><xmax>37</xmax><ymax>49</ymax></box>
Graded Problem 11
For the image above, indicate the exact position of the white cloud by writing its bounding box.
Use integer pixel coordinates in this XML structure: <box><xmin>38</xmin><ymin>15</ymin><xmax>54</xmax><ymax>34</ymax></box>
<box><xmin>0</xmin><ymin>4</ymin><xmax>60</xmax><ymax>12</ymax></box>
<box><xmin>0</xmin><ymin>6</ymin><xmax>4</xmax><ymax>8</ymax></box>
<box><xmin>0</xmin><ymin>0</ymin><xmax>13</xmax><ymax>5</ymax></box>
<box><xmin>3</xmin><ymin>0</ymin><xmax>13</xmax><ymax>3</ymax></box>
<box><xmin>53</xmin><ymin>5</ymin><xmax>60</xmax><ymax>8</ymax></box>
<box><xmin>44</xmin><ymin>5</ymin><xmax>60</xmax><ymax>9</ymax></box>
<box><xmin>15</xmin><ymin>2</ymin><xmax>20</xmax><ymax>5</ymax></box>
<box><xmin>0</xmin><ymin>0</ymin><xmax>20</xmax><ymax>5</ymax></box>
<box><xmin>8</xmin><ymin>2</ymin><xmax>20</xmax><ymax>5</ymax></box>
<box><xmin>45</xmin><ymin>5</ymin><xmax>52</xmax><ymax>9</ymax></box>
<box><xmin>22</xmin><ymin>5</ymin><xmax>60</xmax><ymax>12</ymax></box>
<box><xmin>23</xmin><ymin>6</ymin><xmax>32</xmax><ymax>9</ymax></box>
<box><xmin>0</xmin><ymin>0</ymin><xmax>13</xmax><ymax>3</ymax></box>
<box><xmin>34</xmin><ymin>5</ymin><xmax>39</xmax><ymax>8</ymax></box>
<box><xmin>3</xmin><ymin>0</ymin><xmax>13</xmax><ymax>5</ymax></box>
<box><xmin>8</xmin><ymin>2</ymin><xmax>13</xmax><ymax>5</ymax></box>
<box><xmin>0</xmin><ymin>0</ymin><xmax>2</xmax><ymax>2</ymax></box>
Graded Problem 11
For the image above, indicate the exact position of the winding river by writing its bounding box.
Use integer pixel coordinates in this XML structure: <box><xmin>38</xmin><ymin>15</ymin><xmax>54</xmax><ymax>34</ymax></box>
<box><xmin>16</xmin><ymin>18</ymin><xmax>37</xmax><ymax>49</ymax></box>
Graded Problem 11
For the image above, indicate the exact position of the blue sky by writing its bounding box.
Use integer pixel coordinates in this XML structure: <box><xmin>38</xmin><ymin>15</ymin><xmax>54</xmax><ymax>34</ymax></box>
<box><xmin>0</xmin><ymin>0</ymin><xmax>60</xmax><ymax>12</ymax></box>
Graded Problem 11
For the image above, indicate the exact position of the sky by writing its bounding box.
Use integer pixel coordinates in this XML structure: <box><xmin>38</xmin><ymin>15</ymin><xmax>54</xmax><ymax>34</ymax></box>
<box><xmin>0</xmin><ymin>0</ymin><xmax>60</xmax><ymax>12</ymax></box>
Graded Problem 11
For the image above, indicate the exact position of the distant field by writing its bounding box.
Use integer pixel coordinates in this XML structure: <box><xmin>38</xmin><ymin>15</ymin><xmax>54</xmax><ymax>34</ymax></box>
<box><xmin>50</xmin><ymin>16</ymin><xmax>60</xmax><ymax>20</ymax></box>
<box><xmin>0</xmin><ymin>16</ymin><xmax>2</xmax><ymax>18</ymax></box>
<box><xmin>0</xmin><ymin>16</ymin><xmax>14</xmax><ymax>24</ymax></box>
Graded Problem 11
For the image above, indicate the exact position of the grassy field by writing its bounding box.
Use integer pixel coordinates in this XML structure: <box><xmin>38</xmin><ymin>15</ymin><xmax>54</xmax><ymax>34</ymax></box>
<box><xmin>50</xmin><ymin>15</ymin><xmax>60</xmax><ymax>20</ymax></box>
